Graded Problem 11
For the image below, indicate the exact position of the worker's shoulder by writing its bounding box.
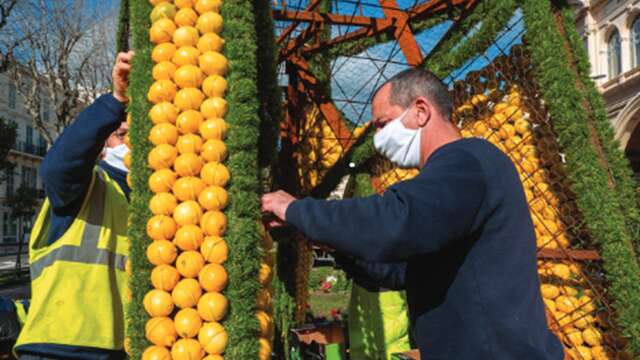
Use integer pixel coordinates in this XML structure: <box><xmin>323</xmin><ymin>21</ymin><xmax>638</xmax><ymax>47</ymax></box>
<box><xmin>432</xmin><ymin>137</ymin><xmax>508</xmax><ymax>167</ymax></box>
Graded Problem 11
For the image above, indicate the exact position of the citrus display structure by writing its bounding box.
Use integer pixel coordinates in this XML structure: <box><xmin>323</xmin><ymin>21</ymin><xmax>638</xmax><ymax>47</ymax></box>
<box><xmin>120</xmin><ymin>0</ymin><xmax>640</xmax><ymax>359</ymax></box>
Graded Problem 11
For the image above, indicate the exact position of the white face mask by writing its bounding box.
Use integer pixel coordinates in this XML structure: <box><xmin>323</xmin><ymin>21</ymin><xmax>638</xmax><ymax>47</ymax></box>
<box><xmin>103</xmin><ymin>144</ymin><xmax>130</xmax><ymax>173</ymax></box>
<box><xmin>373</xmin><ymin>107</ymin><xmax>422</xmax><ymax>168</ymax></box>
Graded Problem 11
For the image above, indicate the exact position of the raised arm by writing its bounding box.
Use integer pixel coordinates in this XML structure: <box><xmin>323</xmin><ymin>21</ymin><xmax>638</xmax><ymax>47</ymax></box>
<box><xmin>281</xmin><ymin>148</ymin><xmax>486</xmax><ymax>262</ymax></box>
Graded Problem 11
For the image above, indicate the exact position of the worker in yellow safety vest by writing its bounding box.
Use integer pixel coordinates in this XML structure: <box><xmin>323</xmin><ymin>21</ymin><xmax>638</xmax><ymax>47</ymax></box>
<box><xmin>13</xmin><ymin>51</ymin><xmax>134</xmax><ymax>360</ymax></box>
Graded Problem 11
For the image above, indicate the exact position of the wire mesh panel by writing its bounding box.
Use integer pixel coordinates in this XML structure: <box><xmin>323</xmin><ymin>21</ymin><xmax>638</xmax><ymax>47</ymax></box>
<box><xmin>452</xmin><ymin>43</ymin><xmax>631</xmax><ymax>360</ymax></box>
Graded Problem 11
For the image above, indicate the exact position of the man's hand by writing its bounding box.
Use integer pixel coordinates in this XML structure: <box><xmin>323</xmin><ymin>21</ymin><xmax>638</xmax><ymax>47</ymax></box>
<box><xmin>261</xmin><ymin>190</ymin><xmax>296</xmax><ymax>226</ymax></box>
<box><xmin>112</xmin><ymin>51</ymin><xmax>134</xmax><ymax>104</ymax></box>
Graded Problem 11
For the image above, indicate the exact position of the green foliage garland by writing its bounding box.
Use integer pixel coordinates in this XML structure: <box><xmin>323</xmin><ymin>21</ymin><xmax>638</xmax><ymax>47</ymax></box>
<box><xmin>558</xmin><ymin>6</ymin><xmax>640</xmax><ymax>252</ymax></box>
<box><xmin>126</xmin><ymin>0</ymin><xmax>153</xmax><ymax>358</ymax></box>
<box><xmin>220</xmin><ymin>0</ymin><xmax>264</xmax><ymax>356</ymax></box>
<box><xmin>521</xmin><ymin>0</ymin><xmax>640</xmax><ymax>354</ymax></box>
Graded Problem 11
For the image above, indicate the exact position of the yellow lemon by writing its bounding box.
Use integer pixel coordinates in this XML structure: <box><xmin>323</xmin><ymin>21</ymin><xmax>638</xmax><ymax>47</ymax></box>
<box><xmin>200</xmin><ymin>211</ymin><xmax>227</xmax><ymax>236</ymax></box>
<box><xmin>149</xmin><ymin>144</ymin><xmax>178</xmax><ymax>170</ymax></box>
<box><xmin>150</xmin><ymin>3</ymin><xmax>177</xmax><ymax>23</ymax></box>
<box><xmin>198</xmin><ymin>51</ymin><xmax>228</xmax><ymax>76</ymax></box>
<box><xmin>149</xmin><ymin>123</ymin><xmax>179</xmax><ymax>146</ymax></box>
<box><xmin>142</xmin><ymin>345</ymin><xmax>172</xmax><ymax>360</ymax></box>
<box><xmin>172</xmin><ymin>278</ymin><xmax>203</xmax><ymax>309</ymax></box>
<box><xmin>174</xmin><ymin>65</ymin><xmax>204</xmax><ymax>89</ymax></box>
<box><xmin>176</xmin><ymin>110</ymin><xmax>204</xmax><ymax>134</ymax></box>
<box><xmin>177</xmin><ymin>134</ymin><xmax>204</xmax><ymax>154</ymax></box>
<box><xmin>201</xmin><ymin>139</ymin><xmax>227</xmax><ymax>162</ymax></box>
<box><xmin>197</xmin><ymin>33</ymin><xmax>225</xmax><ymax>53</ymax></box>
<box><xmin>175</xmin><ymin>8</ymin><xmax>199</xmax><ymax>27</ymax></box>
<box><xmin>196</xmin><ymin>12</ymin><xmax>223</xmax><ymax>34</ymax></box>
<box><xmin>149</xmin><ymin>169</ymin><xmax>178</xmax><ymax>193</ymax></box>
<box><xmin>177</xmin><ymin>250</ymin><xmax>206</xmax><ymax>278</ymax></box>
<box><xmin>152</xmin><ymin>43</ymin><xmax>177</xmax><ymax>63</ymax></box>
<box><xmin>147</xmin><ymin>240</ymin><xmax>178</xmax><ymax>265</ymax></box>
<box><xmin>150</xmin><ymin>18</ymin><xmax>176</xmax><ymax>44</ymax></box>
<box><xmin>153</xmin><ymin>61</ymin><xmax>177</xmax><ymax>81</ymax></box>
<box><xmin>199</xmin><ymin>118</ymin><xmax>228</xmax><ymax>140</ymax></box>
<box><xmin>173</xmin><ymin>200</ymin><xmax>203</xmax><ymax>226</ymax></box>
<box><xmin>198</xmin><ymin>186</ymin><xmax>228</xmax><ymax>211</ymax></box>
<box><xmin>150</xmin><ymin>192</ymin><xmax>178</xmax><ymax>216</ymax></box>
<box><xmin>143</xmin><ymin>289</ymin><xmax>175</xmax><ymax>317</ymax></box>
<box><xmin>148</xmin><ymin>79</ymin><xmax>178</xmax><ymax>104</ymax></box>
<box><xmin>200</xmin><ymin>97</ymin><xmax>227</xmax><ymax>118</ymax></box>
<box><xmin>174</xmin><ymin>308</ymin><xmax>203</xmax><ymax>338</ymax></box>
<box><xmin>150</xmin><ymin>102</ymin><xmax>179</xmax><ymax>125</ymax></box>
<box><xmin>258</xmin><ymin>263</ymin><xmax>272</xmax><ymax>286</ymax></box>
<box><xmin>172</xmin><ymin>46</ymin><xmax>201</xmax><ymax>66</ymax></box>
<box><xmin>151</xmin><ymin>264</ymin><xmax>181</xmax><ymax>291</ymax></box>
<box><xmin>198</xmin><ymin>263</ymin><xmax>228</xmax><ymax>292</ymax></box>
<box><xmin>256</xmin><ymin>310</ymin><xmax>273</xmax><ymax>337</ymax></box>
<box><xmin>172</xmin><ymin>338</ymin><xmax>205</xmax><ymax>360</ymax></box>
<box><xmin>202</xmin><ymin>75</ymin><xmax>227</xmax><ymax>97</ymax></box>
<box><xmin>146</xmin><ymin>215</ymin><xmax>177</xmax><ymax>241</ymax></box>
<box><xmin>174</xmin><ymin>153</ymin><xmax>204</xmax><ymax>177</ymax></box>
<box><xmin>174</xmin><ymin>87</ymin><xmax>205</xmax><ymax>111</ymax></box>
<box><xmin>257</xmin><ymin>289</ymin><xmax>272</xmax><ymax>311</ymax></box>
<box><xmin>195</xmin><ymin>0</ymin><xmax>222</xmax><ymax>14</ymax></box>
<box><xmin>200</xmin><ymin>162</ymin><xmax>229</xmax><ymax>187</ymax></box>
<box><xmin>258</xmin><ymin>338</ymin><xmax>272</xmax><ymax>360</ymax></box>
<box><xmin>175</xmin><ymin>0</ymin><xmax>196</xmax><ymax>8</ymax></box>
<box><xmin>173</xmin><ymin>176</ymin><xmax>206</xmax><ymax>201</ymax></box>
<box><xmin>200</xmin><ymin>236</ymin><xmax>228</xmax><ymax>264</ymax></box>
<box><xmin>198</xmin><ymin>321</ymin><xmax>227</xmax><ymax>355</ymax></box>
<box><xmin>173</xmin><ymin>26</ymin><xmax>200</xmax><ymax>47</ymax></box>
<box><xmin>174</xmin><ymin>224</ymin><xmax>205</xmax><ymax>251</ymax></box>
<box><xmin>146</xmin><ymin>317</ymin><xmax>177</xmax><ymax>347</ymax></box>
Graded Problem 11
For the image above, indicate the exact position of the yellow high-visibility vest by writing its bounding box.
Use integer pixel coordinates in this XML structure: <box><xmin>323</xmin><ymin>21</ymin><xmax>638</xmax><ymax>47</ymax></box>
<box><xmin>15</xmin><ymin>168</ymin><xmax>129</xmax><ymax>351</ymax></box>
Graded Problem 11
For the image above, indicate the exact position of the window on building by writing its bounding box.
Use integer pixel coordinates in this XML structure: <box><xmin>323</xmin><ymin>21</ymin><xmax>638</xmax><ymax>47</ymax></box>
<box><xmin>5</xmin><ymin>168</ymin><xmax>14</xmax><ymax>196</ymax></box>
<box><xmin>26</xmin><ymin>125</ymin><xmax>33</xmax><ymax>145</ymax></box>
<box><xmin>22</xmin><ymin>167</ymin><xmax>36</xmax><ymax>189</ymax></box>
<box><xmin>8</xmin><ymin>83</ymin><xmax>16</xmax><ymax>109</ymax></box>
<box><xmin>3</xmin><ymin>212</ymin><xmax>17</xmax><ymax>244</ymax></box>
<box><xmin>608</xmin><ymin>29</ymin><xmax>622</xmax><ymax>78</ymax></box>
<box><xmin>41</xmin><ymin>96</ymin><xmax>50</xmax><ymax>122</ymax></box>
<box><xmin>633</xmin><ymin>17</ymin><xmax>640</xmax><ymax>68</ymax></box>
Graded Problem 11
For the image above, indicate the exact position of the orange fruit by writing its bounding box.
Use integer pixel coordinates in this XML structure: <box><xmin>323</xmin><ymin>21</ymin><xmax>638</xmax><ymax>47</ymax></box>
<box><xmin>149</xmin><ymin>144</ymin><xmax>178</xmax><ymax>170</ymax></box>
<box><xmin>173</xmin><ymin>26</ymin><xmax>200</xmax><ymax>47</ymax></box>
<box><xmin>174</xmin><ymin>224</ymin><xmax>205</xmax><ymax>251</ymax></box>
<box><xmin>175</xmin><ymin>0</ymin><xmax>196</xmax><ymax>8</ymax></box>
<box><xmin>202</xmin><ymin>75</ymin><xmax>227</xmax><ymax>97</ymax></box>
<box><xmin>195</xmin><ymin>0</ymin><xmax>222</xmax><ymax>14</ymax></box>
<box><xmin>198</xmin><ymin>186</ymin><xmax>228</xmax><ymax>211</ymax></box>
<box><xmin>172</xmin><ymin>338</ymin><xmax>205</xmax><ymax>360</ymax></box>
<box><xmin>126</xmin><ymin>173</ymin><xmax>133</xmax><ymax>188</ymax></box>
<box><xmin>256</xmin><ymin>310</ymin><xmax>273</xmax><ymax>337</ymax></box>
<box><xmin>259</xmin><ymin>263</ymin><xmax>272</xmax><ymax>286</ymax></box>
<box><xmin>200</xmin><ymin>236</ymin><xmax>228</xmax><ymax>263</ymax></box>
<box><xmin>259</xmin><ymin>337</ymin><xmax>271</xmax><ymax>360</ymax></box>
<box><xmin>174</xmin><ymin>87</ymin><xmax>205</xmax><ymax>111</ymax></box>
<box><xmin>153</xmin><ymin>61</ymin><xmax>177</xmax><ymax>81</ymax></box>
<box><xmin>174</xmin><ymin>65</ymin><xmax>204</xmax><ymax>89</ymax></box>
<box><xmin>149</xmin><ymin>123</ymin><xmax>179</xmax><ymax>146</ymax></box>
<box><xmin>196</xmin><ymin>12</ymin><xmax>223</xmax><ymax>34</ymax></box>
<box><xmin>256</xmin><ymin>289</ymin><xmax>272</xmax><ymax>311</ymax></box>
<box><xmin>150</xmin><ymin>192</ymin><xmax>178</xmax><ymax>216</ymax></box>
<box><xmin>200</xmin><ymin>97</ymin><xmax>227</xmax><ymax>118</ymax></box>
<box><xmin>150</xmin><ymin>2</ymin><xmax>177</xmax><ymax>23</ymax></box>
<box><xmin>123</xmin><ymin>152</ymin><xmax>131</xmax><ymax>169</ymax></box>
<box><xmin>201</xmin><ymin>139</ymin><xmax>227</xmax><ymax>162</ymax></box>
<box><xmin>147</xmin><ymin>215</ymin><xmax>178</xmax><ymax>241</ymax></box>
<box><xmin>150</xmin><ymin>19</ymin><xmax>176</xmax><ymax>44</ymax></box>
<box><xmin>152</xmin><ymin>43</ymin><xmax>177</xmax><ymax>63</ymax></box>
<box><xmin>176</xmin><ymin>110</ymin><xmax>204</xmax><ymax>134</ymax></box>
<box><xmin>172</xmin><ymin>46</ymin><xmax>201</xmax><ymax>66</ymax></box>
<box><xmin>200</xmin><ymin>162</ymin><xmax>230</xmax><ymax>187</ymax></box>
<box><xmin>143</xmin><ymin>289</ymin><xmax>175</xmax><ymax>317</ymax></box>
<box><xmin>197</xmin><ymin>292</ymin><xmax>228</xmax><ymax>321</ymax></box>
<box><xmin>147</xmin><ymin>240</ymin><xmax>178</xmax><ymax>265</ymax></box>
<box><xmin>197</xmin><ymin>33</ymin><xmax>225</xmax><ymax>53</ymax></box>
<box><xmin>177</xmin><ymin>134</ymin><xmax>204</xmax><ymax>154</ymax></box>
<box><xmin>173</xmin><ymin>176</ymin><xmax>206</xmax><ymax>201</ymax></box>
<box><xmin>199</xmin><ymin>118</ymin><xmax>228</xmax><ymax>141</ymax></box>
<box><xmin>203</xmin><ymin>355</ymin><xmax>223</xmax><ymax>360</ymax></box>
<box><xmin>152</xmin><ymin>264</ymin><xmax>181</xmax><ymax>291</ymax></box>
<box><xmin>145</xmin><ymin>317</ymin><xmax>177</xmax><ymax>347</ymax></box>
<box><xmin>172</xmin><ymin>278</ymin><xmax>203</xmax><ymax>308</ymax></box>
<box><xmin>175</xmin><ymin>8</ymin><xmax>199</xmax><ymax>27</ymax></box>
<box><xmin>175</xmin><ymin>308</ymin><xmax>203</xmax><ymax>338</ymax></box>
<box><xmin>198</xmin><ymin>263</ymin><xmax>228</xmax><ymax>292</ymax></box>
<box><xmin>198</xmin><ymin>321</ymin><xmax>227</xmax><ymax>355</ymax></box>
<box><xmin>198</xmin><ymin>52</ymin><xmax>228</xmax><ymax>76</ymax></box>
<box><xmin>173</xmin><ymin>200</ymin><xmax>203</xmax><ymax>226</ymax></box>
<box><xmin>124</xmin><ymin>133</ymin><xmax>131</xmax><ymax>148</ymax></box>
<box><xmin>142</xmin><ymin>345</ymin><xmax>172</xmax><ymax>360</ymax></box>
<box><xmin>150</xmin><ymin>102</ymin><xmax>179</xmax><ymax>125</ymax></box>
<box><xmin>148</xmin><ymin>79</ymin><xmax>178</xmax><ymax>104</ymax></box>
<box><xmin>150</xmin><ymin>169</ymin><xmax>178</xmax><ymax>193</ymax></box>
<box><xmin>200</xmin><ymin>211</ymin><xmax>227</xmax><ymax>236</ymax></box>
<box><xmin>176</xmin><ymin>250</ymin><xmax>206</xmax><ymax>278</ymax></box>
<box><xmin>174</xmin><ymin>153</ymin><xmax>204</xmax><ymax>177</ymax></box>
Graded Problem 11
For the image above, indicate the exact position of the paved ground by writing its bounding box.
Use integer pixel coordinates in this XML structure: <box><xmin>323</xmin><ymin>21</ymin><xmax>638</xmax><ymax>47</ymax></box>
<box><xmin>0</xmin><ymin>255</ymin><xmax>28</xmax><ymax>271</ymax></box>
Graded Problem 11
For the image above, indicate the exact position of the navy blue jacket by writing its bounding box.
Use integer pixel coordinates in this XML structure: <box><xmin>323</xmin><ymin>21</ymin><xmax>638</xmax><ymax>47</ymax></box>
<box><xmin>286</xmin><ymin>138</ymin><xmax>563</xmax><ymax>359</ymax></box>
<box><xmin>16</xmin><ymin>94</ymin><xmax>128</xmax><ymax>360</ymax></box>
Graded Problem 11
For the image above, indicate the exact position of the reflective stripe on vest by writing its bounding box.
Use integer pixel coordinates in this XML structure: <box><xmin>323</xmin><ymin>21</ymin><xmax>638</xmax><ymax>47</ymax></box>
<box><xmin>29</xmin><ymin>171</ymin><xmax>128</xmax><ymax>280</ymax></box>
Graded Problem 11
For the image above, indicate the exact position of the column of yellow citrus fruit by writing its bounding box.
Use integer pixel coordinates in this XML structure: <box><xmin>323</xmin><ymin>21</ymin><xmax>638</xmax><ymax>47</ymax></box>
<box><xmin>257</xmin><ymin>225</ymin><xmax>275</xmax><ymax>359</ymax></box>
<box><xmin>143</xmin><ymin>0</ymin><xmax>230</xmax><ymax>359</ymax></box>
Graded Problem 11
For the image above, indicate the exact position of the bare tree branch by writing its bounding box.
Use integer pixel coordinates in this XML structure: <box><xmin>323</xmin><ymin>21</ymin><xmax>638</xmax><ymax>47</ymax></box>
<box><xmin>0</xmin><ymin>0</ymin><xmax>18</xmax><ymax>72</ymax></box>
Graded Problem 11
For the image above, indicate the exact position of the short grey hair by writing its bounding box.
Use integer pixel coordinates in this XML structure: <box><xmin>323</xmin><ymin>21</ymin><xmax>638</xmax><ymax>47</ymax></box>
<box><xmin>374</xmin><ymin>68</ymin><xmax>453</xmax><ymax>119</ymax></box>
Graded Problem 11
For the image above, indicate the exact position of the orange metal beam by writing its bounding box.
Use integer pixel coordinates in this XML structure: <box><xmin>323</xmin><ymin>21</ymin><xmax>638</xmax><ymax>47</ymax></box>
<box><xmin>380</xmin><ymin>0</ymin><xmax>423</xmax><ymax>66</ymax></box>
<box><xmin>276</xmin><ymin>0</ymin><xmax>324</xmax><ymax>44</ymax></box>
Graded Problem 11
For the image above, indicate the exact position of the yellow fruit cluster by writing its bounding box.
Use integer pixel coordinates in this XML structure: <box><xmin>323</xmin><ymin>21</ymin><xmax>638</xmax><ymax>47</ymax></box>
<box><xmin>257</xmin><ymin>223</ymin><xmax>275</xmax><ymax>359</ymax></box>
<box><xmin>372</xmin><ymin>159</ymin><xmax>419</xmax><ymax>192</ymax></box>
<box><xmin>455</xmin><ymin>84</ymin><xmax>629</xmax><ymax>359</ymax></box>
<box><xmin>295</xmin><ymin>105</ymin><xmax>366</xmax><ymax>191</ymax></box>
<box><xmin>135</xmin><ymin>1</ymin><xmax>233</xmax><ymax>359</ymax></box>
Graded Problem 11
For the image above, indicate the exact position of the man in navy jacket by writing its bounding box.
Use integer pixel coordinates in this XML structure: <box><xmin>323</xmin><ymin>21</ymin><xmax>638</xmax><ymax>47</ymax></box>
<box><xmin>262</xmin><ymin>69</ymin><xmax>563</xmax><ymax>359</ymax></box>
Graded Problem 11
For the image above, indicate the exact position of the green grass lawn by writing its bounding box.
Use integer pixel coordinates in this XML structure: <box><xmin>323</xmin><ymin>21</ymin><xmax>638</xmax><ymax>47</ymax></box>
<box><xmin>308</xmin><ymin>266</ymin><xmax>351</xmax><ymax>318</ymax></box>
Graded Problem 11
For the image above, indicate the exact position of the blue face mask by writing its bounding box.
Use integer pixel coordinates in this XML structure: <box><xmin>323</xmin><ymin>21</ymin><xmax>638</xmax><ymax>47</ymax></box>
<box><xmin>103</xmin><ymin>144</ymin><xmax>130</xmax><ymax>173</ymax></box>
<box><xmin>373</xmin><ymin>107</ymin><xmax>422</xmax><ymax>168</ymax></box>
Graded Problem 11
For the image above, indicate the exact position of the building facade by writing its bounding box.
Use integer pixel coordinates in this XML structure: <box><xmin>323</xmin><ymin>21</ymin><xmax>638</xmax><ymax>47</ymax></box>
<box><xmin>575</xmin><ymin>0</ymin><xmax>640</xmax><ymax>174</ymax></box>
<box><xmin>0</xmin><ymin>71</ymin><xmax>49</xmax><ymax>250</ymax></box>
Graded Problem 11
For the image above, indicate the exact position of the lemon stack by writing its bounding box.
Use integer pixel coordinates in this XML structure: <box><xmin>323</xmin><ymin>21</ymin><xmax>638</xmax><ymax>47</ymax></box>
<box><xmin>454</xmin><ymin>84</ymin><xmax>629</xmax><ymax>359</ymax></box>
<box><xmin>134</xmin><ymin>1</ymin><xmax>232</xmax><ymax>359</ymax></box>
<box><xmin>257</xmin><ymin>224</ymin><xmax>275</xmax><ymax>359</ymax></box>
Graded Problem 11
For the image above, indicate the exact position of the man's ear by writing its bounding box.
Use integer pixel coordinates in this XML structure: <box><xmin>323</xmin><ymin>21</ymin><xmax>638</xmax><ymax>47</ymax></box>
<box><xmin>415</xmin><ymin>97</ymin><xmax>431</xmax><ymax>127</ymax></box>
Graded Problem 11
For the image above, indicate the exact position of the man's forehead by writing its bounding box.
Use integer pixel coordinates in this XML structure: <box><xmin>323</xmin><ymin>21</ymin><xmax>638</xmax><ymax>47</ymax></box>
<box><xmin>119</xmin><ymin>122</ymin><xmax>129</xmax><ymax>131</ymax></box>
<box><xmin>372</xmin><ymin>84</ymin><xmax>392</xmax><ymax>113</ymax></box>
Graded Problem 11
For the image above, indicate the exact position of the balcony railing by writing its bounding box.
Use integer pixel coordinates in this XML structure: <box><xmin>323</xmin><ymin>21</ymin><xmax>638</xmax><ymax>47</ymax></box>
<box><xmin>11</xmin><ymin>141</ymin><xmax>47</xmax><ymax>157</ymax></box>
